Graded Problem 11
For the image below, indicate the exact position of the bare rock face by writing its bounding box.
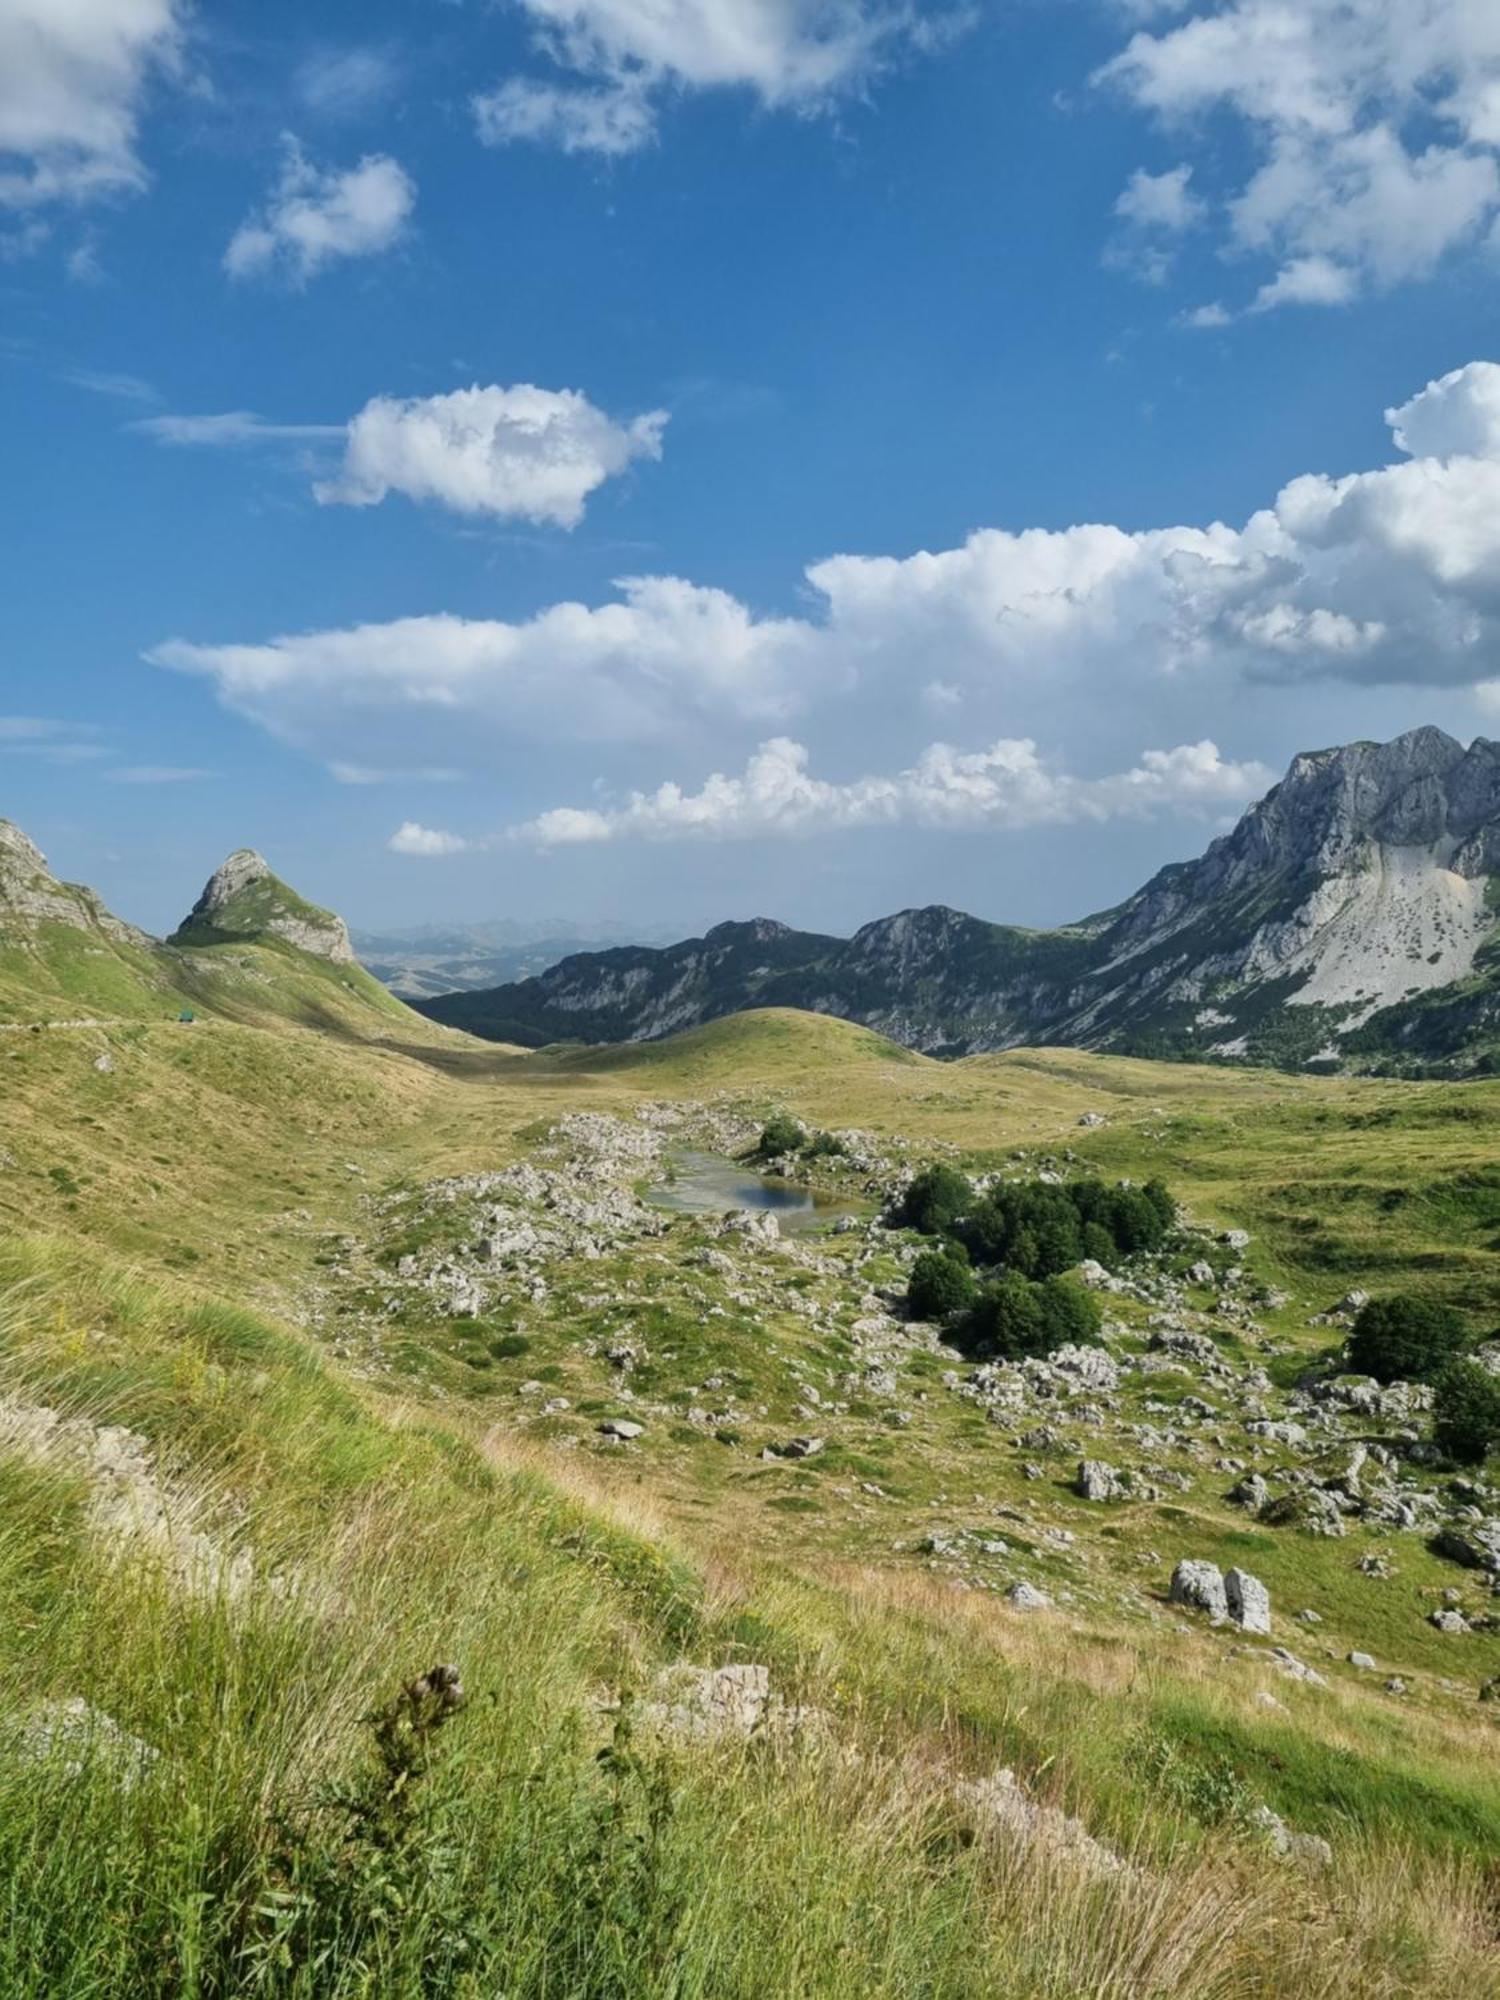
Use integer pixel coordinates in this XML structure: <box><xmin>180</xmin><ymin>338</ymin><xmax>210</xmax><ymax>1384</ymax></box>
<box><xmin>172</xmin><ymin>848</ymin><xmax>354</xmax><ymax>964</ymax></box>
<box><xmin>415</xmin><ymin>726</ymin><xmax>1500</xmax><ymax>1073</ymax></box>
<box><xmin>0</xmin><ymin>820</ymin><xmax>152</xmax><ymax>947</ymax></box>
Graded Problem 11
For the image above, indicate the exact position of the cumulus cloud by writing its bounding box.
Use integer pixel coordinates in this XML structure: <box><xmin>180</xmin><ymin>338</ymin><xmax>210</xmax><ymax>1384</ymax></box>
<box><xmin>478</xmin><ymin>0</ymin><xmax>949</xmax><ymax>154</ymax></box>
<box><xmin>149</xmin><ymin>576</ymin><xmax>825</xmax><ymax>752</ymax></box>
<box><xmin>224</xmin><ymin>140</ymin><xmax>414</xmax><ymax>283</ymax></box>
<box><xmin>512</xmin><ymin>735</ymin><xmax>1273</xmax><ymax>846</ymax></box>
<box><xmin>315</xmin><ymin>384</ymin><xmax>667</xmax><ymax>528</ymax></box>
<box><xmin>388</xmin><ymin>822</ymin><xmax>471</xmax><ymax>856</ymax></box>
<box><xmin>149</xmin><ymin>362</ymin><xmax>1500</xmax><ymax>774</ymax></box>
<box><xmin>0</xmin><ymin>0</ymin><xmax>186</xmax><ymax>210</ymax></box>
<box><xmin>1099</xmin><ymin>0</ymin><xmax>1500</xmax><ymax>310</ymax></box>
<box><xmin>130</xmin><ymin>383</ymin><xmax>662</xmax><ymax>528</ymax></box>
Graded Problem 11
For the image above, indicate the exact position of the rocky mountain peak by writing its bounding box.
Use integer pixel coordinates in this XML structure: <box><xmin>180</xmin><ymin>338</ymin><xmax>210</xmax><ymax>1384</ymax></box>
<box><xmin>704</xmin><ymin>918</ymin><xmax>795</xmax><ymax>946</ymax></box>
<box><xmin>198</xmin><ymin>848</ymin><xmax>272</xmax><ymax>909</ymax></box>
<box><xmin>0</xmin><ymin>818</ymin><xmax>49</xmax><ymax>879</ymax></box>
<box><xmin>172</xmin><ymin>849</ymin><xmax>354</xmax><ymax>964</ymax></box>
<box><xmin>0</xmin><ymin>817</ymin><xmax>151</xmax><ymax>947</ymax></box>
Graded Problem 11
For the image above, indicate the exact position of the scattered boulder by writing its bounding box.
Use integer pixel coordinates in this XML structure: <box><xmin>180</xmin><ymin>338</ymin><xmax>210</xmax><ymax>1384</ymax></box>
<box><xmin>1227</xmin><ymin>1473</ymin><xmax>1270</xmax><ymax>1513</ymax></box>
<box><xmin>1429</xmin><ymin>1608</ymin><xmax>1469</xmax><ymax>1633</ymax></box>
<box><xmin>1248</xmin><ymin>1804</ymin><xmax>1332</xmax><ymax>1868</ymax></box>
<box><xmin>1225</xmin><ymin>1567</ymin><xmax>1272</xmax><ymax>1635</ymax></box>
<box><xmin>641</xmin><ymin>1663</ymin><xmax>771</xmax><ymax>1739</ymax></box>
<box><xmin>1006</xmin><ymin>1581</ymin><xmax>1052</xmax><ymax>1612</ymax></box>
<box><xmin>1347</xmin><ymin>1651</ymin><xmax>1377</xmax><ymax>1671</ymax></box>
<box><xmin>1170</xmin><ymin>1559</ymin><xmax>1229</xmax><ymax>1622</ymax></box>
<box><xmin>597</xmin><ymin>1418</ymin><xmax>644</xmax><ymax>1441</ymax></box>
<box><xmin>953</xmin><ymin>1768</ymin><xmax>1127</xmax><ymax>1877</ymax></box>
<box><xmin>781</xmin><ymin>1435</ymin><xmax>825</xmax><ymax>1460</ymax></box>
<box><xmin>1076</xmin><ymin>1460</ymin><xmax>1126</xmax><ymax>1503</ymax></box>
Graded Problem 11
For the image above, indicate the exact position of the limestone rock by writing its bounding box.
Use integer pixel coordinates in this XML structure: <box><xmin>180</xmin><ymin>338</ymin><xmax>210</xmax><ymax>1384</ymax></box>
<box><xmin>1225</xmin><ymin>1567</ymin><xmax>1272</xmax><ymax>1635</ymax></box>
<box><xmin>1170</xmin><ymin>1559</ymin><xmax>1229</xmax><ymax>1621</ymax></box>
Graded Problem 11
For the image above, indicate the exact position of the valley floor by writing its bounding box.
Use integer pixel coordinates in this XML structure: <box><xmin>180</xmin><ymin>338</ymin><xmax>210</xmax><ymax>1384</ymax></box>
<box><xmin>1</xmin><ymin>1007</ymin><xmax>1498</xmax><ymax>1996</ymax></box>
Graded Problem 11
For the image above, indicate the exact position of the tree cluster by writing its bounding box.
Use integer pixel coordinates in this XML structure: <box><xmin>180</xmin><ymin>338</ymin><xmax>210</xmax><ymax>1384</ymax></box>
<box><xmin>898</xmin><ymin>1164</ymin><xmax>1174</xmax><ymax>1359</ymax></box>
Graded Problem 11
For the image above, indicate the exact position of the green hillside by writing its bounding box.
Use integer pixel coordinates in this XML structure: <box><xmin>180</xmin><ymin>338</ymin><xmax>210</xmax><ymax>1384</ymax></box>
<box><xmin>2</xmin><ymin>865</ymin><xmax>1498</xmax><ymax>1999</ymax></box>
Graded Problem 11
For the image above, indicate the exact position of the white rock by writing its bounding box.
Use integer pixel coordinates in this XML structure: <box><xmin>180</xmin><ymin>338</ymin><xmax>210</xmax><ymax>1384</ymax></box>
<box><xmin>1169</xmin><ymin>1559</ymin><xmax>1228</xmax><ymax>1621</ymax></box>
<box><xmin>1225</xmin><ymin>1567</ymin><xmax>1271</xmax><ymax>1635</ymax></box>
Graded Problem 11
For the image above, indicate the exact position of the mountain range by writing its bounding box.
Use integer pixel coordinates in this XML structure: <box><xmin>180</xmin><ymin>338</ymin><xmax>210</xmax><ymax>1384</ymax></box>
<box><xmin>413</xmin><ymin>728</ymin><xmax>1500</xmax><ymax>1076</ymax></box>
<box><xmin>6</xmin><ymin>726</ymin><xmax>1500</xmax><ymax>1075</ymax></box>
<box><xmin>350</xmin><ymin>918</ymin><xmax>679</xmax><ymax>1001</ymax></box>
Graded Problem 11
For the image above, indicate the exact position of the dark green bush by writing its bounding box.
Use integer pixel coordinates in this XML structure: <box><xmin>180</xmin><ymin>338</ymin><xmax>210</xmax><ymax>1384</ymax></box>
<box><xmin>804</xmin><ymin>1130</ymin><xmax>846</xmax><ymax>1160</ymax></box>
<box><xmin>1432</xmin><ymin>1358</ymin><xmax>1500</xmax><ymax>1465</ymax></box>
<box><xmin>1347</xmin><ymin>1295</ymin><xmax>1469</xmax><ymax>1384</ymax></box>
<box><xmin>967</xmin><ymin>1272</ymin><xmax>1046</xmax><ymax>1358</ymax></box>
<box><xmin>894</xmin><ymin>1164</ymin><xmax>974</xmax><ymax>1235</ymax></box>
<box><xmin>907</xmin><ymin>1246</ymin><xmax>980</xmax><ymax>1322</ymax></box>
<box><xmin>757</xmin><ymin>1114</ymin><xmax>806</xmax><ymax>1157</ymax></box>
<box><xmin>1036</xmin><ymin>1273</ymin><xmax>1103</xmax><ymax>1347</ymax></box>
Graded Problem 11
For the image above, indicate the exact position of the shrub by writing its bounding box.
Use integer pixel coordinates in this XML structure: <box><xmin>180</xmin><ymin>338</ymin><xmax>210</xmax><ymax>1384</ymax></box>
<box><xmin>955</xmin><ymin>1174</ymin><xmax>1174</xmax><ymax>1274</ymax></box>
<box><xmin>757</xmin><ymin>1113</ymin><xmax>806</xmax><ymax>1158</ymax></box>
<box><xmin>1081</xmin><ymin>1220</ymin><xmax>1118</xmax><ymax>1267</ymax></box>
<box><xmin>804</xmin><ymin>1130</ymin><xmax>846</xmax><ymax>1160</ymax></box>
<box><xmin>907</xmin><ymin>1247</ymin><xmax>980</xmax><ymax>1322</ymax></box>
<box><xmin>967</xmin><ymin>1272</ymin><xmax>1047</xmax><ymax>1359</ymax></box>
<box><xmin>1347</xmin><ymin>1295</ymin><xmax>1469</xmax><ymax>1384</ymax></box>
<box><xmin>1432</xmin><ymin>1359</ymin><xmax>1500</xmax><ymax>1465</ymax></box>
<box><xmin>895</xmin><ymin>1164</ymin><xmax>974</xmax><ymax>1235</ymax></box>
<box><xmin>1037</xmin><ymin>1273</ymin><xmax>1103</xmax><ymax>1347</ymax></box>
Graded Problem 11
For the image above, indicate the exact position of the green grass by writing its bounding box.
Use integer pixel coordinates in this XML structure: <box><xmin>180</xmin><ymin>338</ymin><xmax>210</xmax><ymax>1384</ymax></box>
<box><xmin>2</xmin><ymin>1005</ymin><xmax>1500</xmax><ymax>1994</ymax></box>
<box><xmin>0</xmin><ymin>1238</ymin><xmax>1496</xmax><ymax>1998</ymax></box>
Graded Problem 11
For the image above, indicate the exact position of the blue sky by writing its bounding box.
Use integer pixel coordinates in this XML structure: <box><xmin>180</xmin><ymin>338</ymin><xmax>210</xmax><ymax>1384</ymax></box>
<box><xmin>6</xmin><ymin>1</ymin><xmax>1500</xmax><ymax>940</ymax></box>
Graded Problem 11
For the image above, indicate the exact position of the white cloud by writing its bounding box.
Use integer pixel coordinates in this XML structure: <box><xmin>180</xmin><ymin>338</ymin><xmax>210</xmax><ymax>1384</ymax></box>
<box><xmin>512</xmin><ymin>734</ymin><xmax>1273</xmax><ymax>845</ymax></box>
<box><xmin>0</xmin><ymin>0</ymin><xmax>186</xmax><ymax>210</ymax></box>
<box><xmin>1248</xmin><ymin>253</ymin><xmax>1356</xmax><ymax>312</ymax></box>
<box><xmin>478</xmin><ymin>0</ymin><xmax>946</xmax><ymax>154</ymax></box>
<box><xmin>130</xmin><ymin>382</ymin><xmax>661</xmax><ymax>528</ymax></box>
<box><xmin>316</xmin><ymin>384</ymin><xmax>667</xmax><ymax>528</ymax></box>
<box><xmin>1099</xmin><ymin>0</ymin><xmax>1500</xmax><ymax>310</ymax></box>
<box><xmin>1387</xmin><ymin>361</ymin><xmax>1500</xmax><ymax>460</ymax></box>
<box><xmin>473</xmin><ymin>76</ymin><xmax>656</xmax><ymax>156</ymax></box>
<box><xmin>224</xmin><ymin>141</ymin><xmax>414</xmax><ymax>284</ymax></box>
<box><xmin>149</xmin><ymin>362</ymin><xmax>1500</xmax><ymax>776</ymax></box>
<box><xmin>330</xmin><ymin>761</ymin><xmax>460</xmax><ymax>785</ymax></box>
<box><xmin>131</xmin><ymin>410</ymin><xmax>341</xmax><ymax>446</ymax></box>
<box><xmin>1115</xmin><ymin>163</ymin><xmax>1203</xmax><ymax>230</ymax></box>
<box><xmin>61</xmin><ymin>367</ymin><xmax>160</xmax><ymax>403</ymax></box>
<box><xmin>0</xmin><ymin>715</ymin><xmax>107</xmax><ymax>763</ymax></box>
<box><xmin>150</xmin><ymin>575</ymin><xmax>825</xmax><ymax>751</ymax></box>
<box><xmin>388</xmin><ymin>821</ymin><xmax>471</xmax><ymax>856</ymax></box>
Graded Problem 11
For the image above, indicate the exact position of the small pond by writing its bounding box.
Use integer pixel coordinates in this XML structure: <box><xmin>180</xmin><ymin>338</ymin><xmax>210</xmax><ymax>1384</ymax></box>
<box><xmin>647</xmin><ymin>1150</ymin><xmax>861</xmax><ymax>1236</ymax></box>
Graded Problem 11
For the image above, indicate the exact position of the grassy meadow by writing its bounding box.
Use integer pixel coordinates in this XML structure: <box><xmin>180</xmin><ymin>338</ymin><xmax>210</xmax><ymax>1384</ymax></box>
<box><xmin>0</xmin><ymin>1003</ymin><xmax>1498</xmax><ymax>1994</ymax></box>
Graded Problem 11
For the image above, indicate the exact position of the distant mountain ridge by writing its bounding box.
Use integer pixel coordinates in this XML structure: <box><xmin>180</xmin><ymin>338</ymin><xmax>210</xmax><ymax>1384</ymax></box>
<box><xmin>415</xmin><ymin>728</ymin><xmax>1500</xmax><ymax>1075</ymax></box>
<box><xmin>352</xmin><ymin>917</ymin><xmax>679</xmax><ymax>1001</ymax></box>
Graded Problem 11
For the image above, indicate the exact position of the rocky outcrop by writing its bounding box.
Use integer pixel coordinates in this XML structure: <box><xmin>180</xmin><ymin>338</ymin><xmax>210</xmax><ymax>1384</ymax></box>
<box><xmin>0</xmin><ymin>820</ymin><xmax>152</xmax><ymax>948</ymax></box>
<box><xmin>413</xmin><ymin>729</ymin><xmax>1500</xmax><ymax>1075</ymax></box>
<box><xmin>172</xmin><ymin>849</ymin><xmax>354</xmax><ymax>964</ymax></box>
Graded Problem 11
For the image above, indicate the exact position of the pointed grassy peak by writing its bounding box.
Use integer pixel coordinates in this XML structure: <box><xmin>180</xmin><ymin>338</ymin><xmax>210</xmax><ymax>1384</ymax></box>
<box><xmin>171</xmin><ymin>848</ymin><xmax>354</xmax><ymax>964</ymax></box>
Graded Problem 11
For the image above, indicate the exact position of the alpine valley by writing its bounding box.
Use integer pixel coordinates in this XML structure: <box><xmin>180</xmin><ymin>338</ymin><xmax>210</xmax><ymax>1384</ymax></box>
<box><xmin>4</xmin><ymin>735</ymin><xmax>1500</xmax><ymax>2000</ymax></box>
<box><xmin>417</xmin><ymin>729</ymin><xmax>1500</xmax><ymax>1076</ymax></box>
